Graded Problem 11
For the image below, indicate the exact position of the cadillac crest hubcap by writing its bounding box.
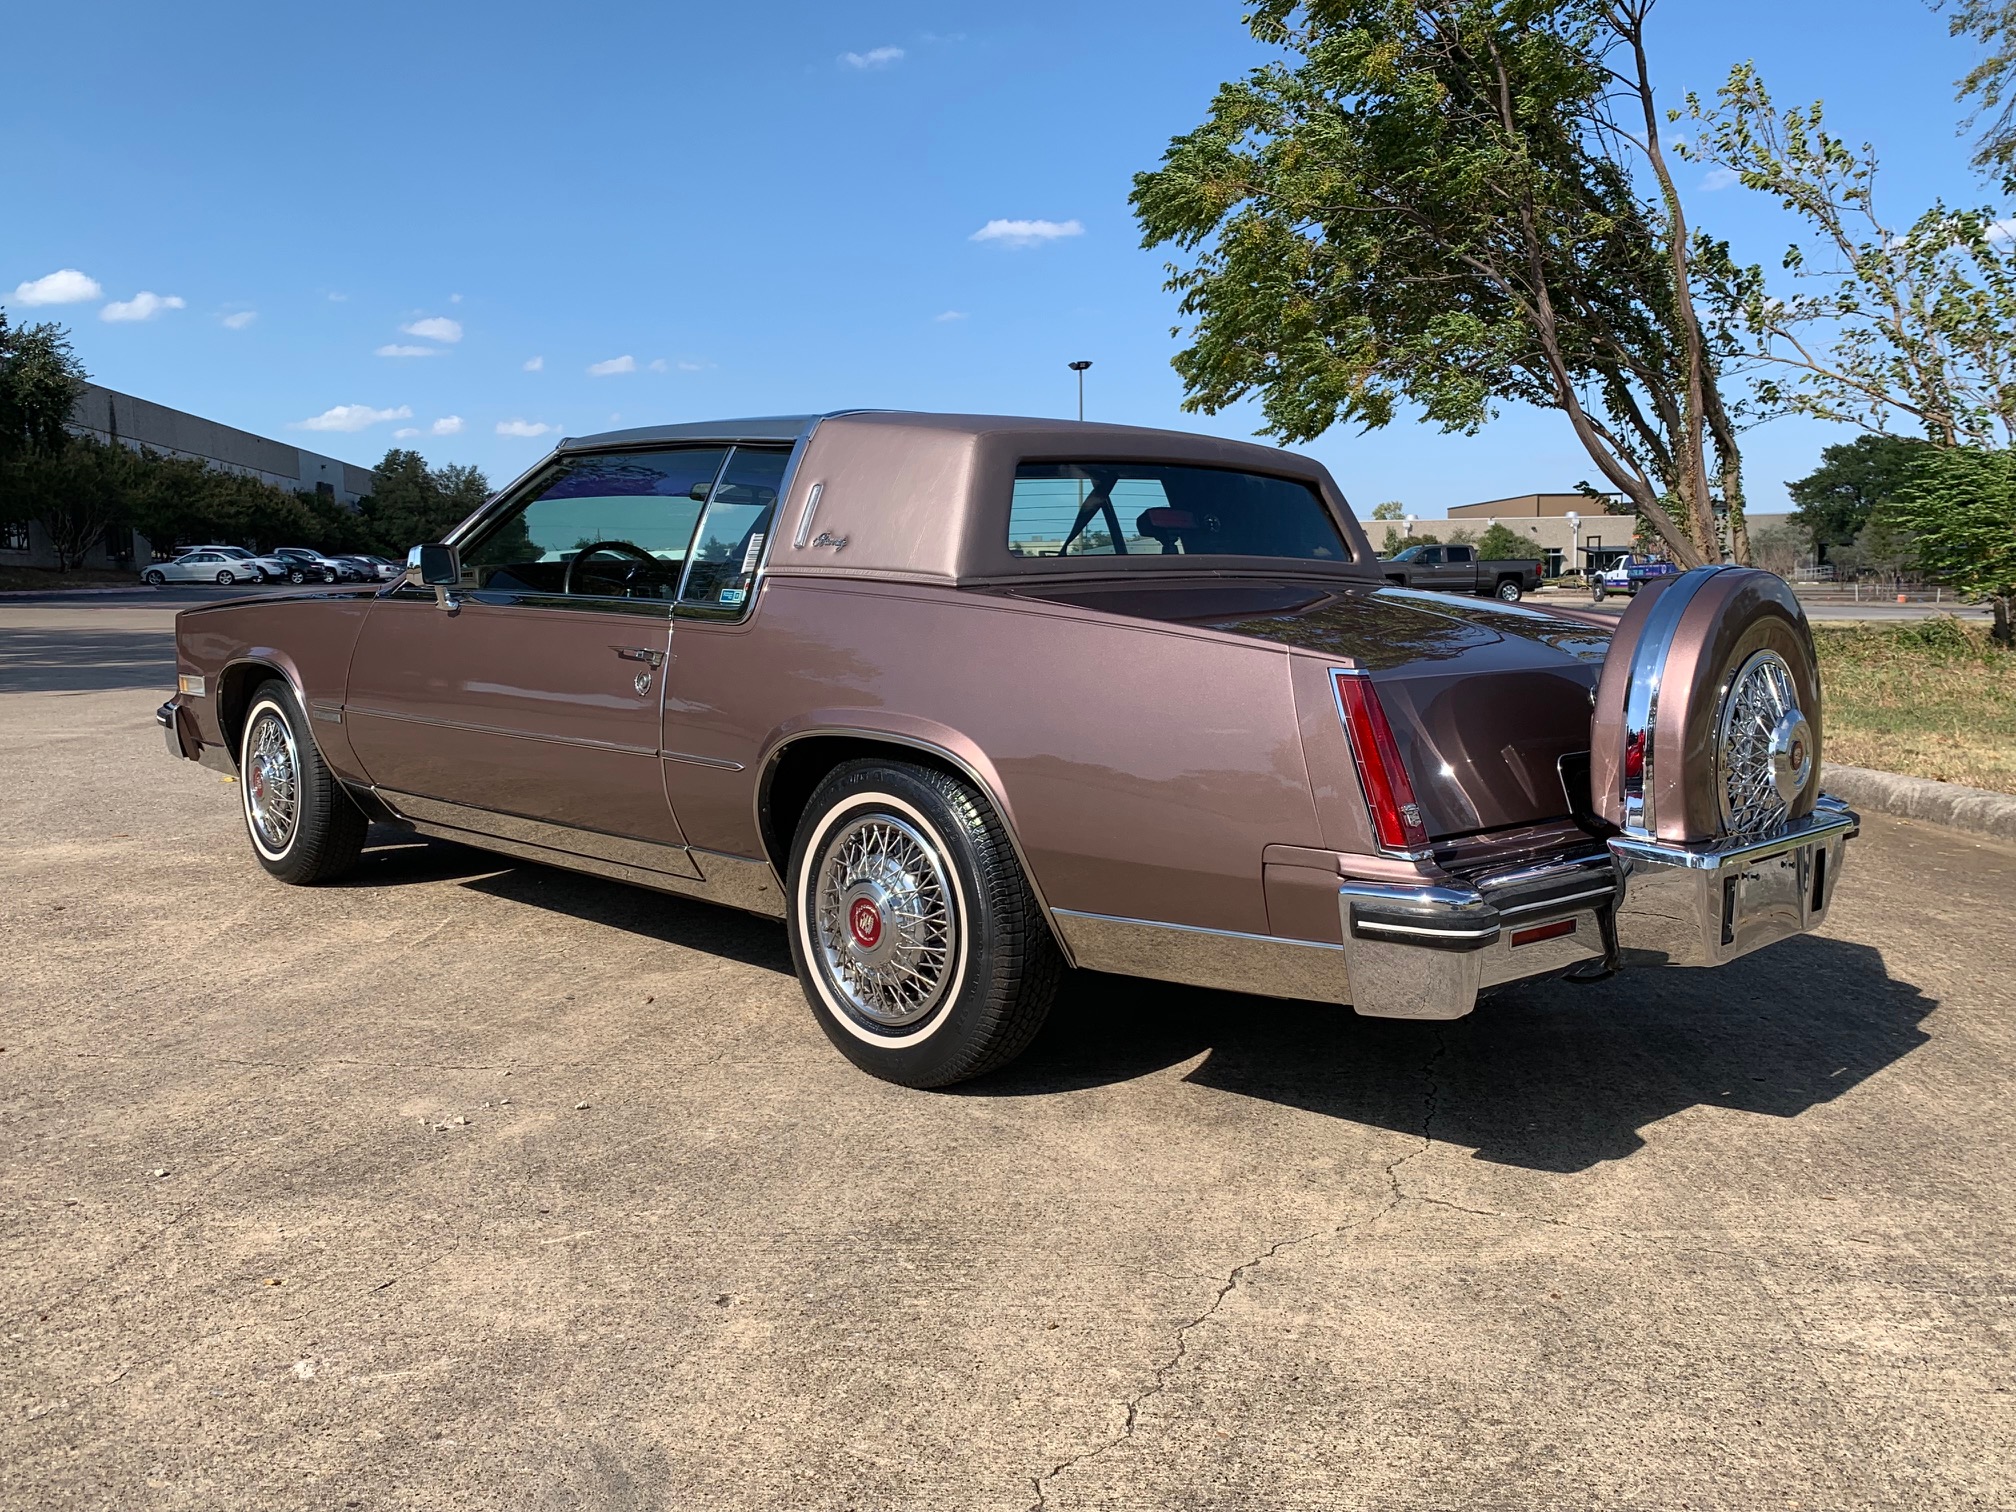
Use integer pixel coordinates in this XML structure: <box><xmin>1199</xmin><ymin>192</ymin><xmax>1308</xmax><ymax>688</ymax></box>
<box><xmin>812</xmin><ymin>814</ymin><xmax>956</xmax><ymax>1030</ymax></box>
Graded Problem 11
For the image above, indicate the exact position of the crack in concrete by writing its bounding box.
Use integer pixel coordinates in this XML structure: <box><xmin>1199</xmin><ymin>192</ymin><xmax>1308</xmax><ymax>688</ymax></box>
<box><xmin>1025</xmin><ymin>1229</ymin><xmax>1318</xmax><ymax>1511</ymax></box>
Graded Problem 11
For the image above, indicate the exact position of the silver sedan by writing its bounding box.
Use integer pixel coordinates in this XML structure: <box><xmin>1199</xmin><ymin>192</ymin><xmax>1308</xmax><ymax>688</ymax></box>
<box><xmin>140</xmin><ymin>550</ymin><xmax>266</xmax><ymax>587</ymax></box>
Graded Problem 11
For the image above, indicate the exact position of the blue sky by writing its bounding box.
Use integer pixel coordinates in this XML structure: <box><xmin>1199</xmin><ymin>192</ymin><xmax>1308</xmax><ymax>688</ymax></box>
<box><xmin>0</xmin><ymin>0</ymin><xmax>1998</xmax><ymax>515</ymax></box>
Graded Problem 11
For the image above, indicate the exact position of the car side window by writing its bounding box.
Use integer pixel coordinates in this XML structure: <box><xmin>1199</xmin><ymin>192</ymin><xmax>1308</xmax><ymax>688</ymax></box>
<box><xmin>1448</xmin><ymin>545</ymin><xmax>1472</xmax><ymax>563</ymax></box>
<box><xmin>678</xmin><ymin>446</ymin><xmax>790</xmax><ymax>612</ymax></box>
<box><xmin>459</xmin><ymin>448</ymin><xmax>728</xmax><ymax>603</ymax></box>
<box><xmin>1420</xmin><ymin>547</ymin><xmax>1442</xmax><ymax>565</ymax></box>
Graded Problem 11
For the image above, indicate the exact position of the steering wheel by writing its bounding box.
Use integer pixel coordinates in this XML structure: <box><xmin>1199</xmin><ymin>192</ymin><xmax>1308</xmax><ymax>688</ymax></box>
<box><xmin>564</xmin><ymin>539</ymin><xmax>659</xmax><ymax>597</ymax></box>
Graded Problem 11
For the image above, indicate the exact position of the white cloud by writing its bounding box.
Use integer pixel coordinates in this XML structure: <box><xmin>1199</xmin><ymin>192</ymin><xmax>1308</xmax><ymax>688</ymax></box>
<box><xmin>496</xmin><ymin>418</ymin><xmax>554</xmax><ymax>437</ymax></box>
<box><xmin>293</xmin><ymin>403</ymin><xmax>413</xmax><ymax>433</ymax></box>
<box><xmin>221</xmin><ymin>310</ymin><xmax>257</xmax><ymax>330</ymax></box>
<box><xmin>449</xmin><ymin>293</ymin><xmax>463</xmax><ymax>304</ymax></box>
<box><xmin>647</xmin><ymin>358</ymin><xmax>668</xmax><ymax>373</ymax></box>
<box><xmin>523</xmin><ymin>355</ymin><xmax>544</xmax><ymax>371</ymax></box>
<box><xmin>401</xmin><ymin>315</ymin><xmax>463</xmax><ymax>343</ymax></box>
<box><xmin>393</xmin><ymin>427</ymin><xmax>420</xmax><ymax>438</ymax></box>
<box><xmin>101</xmin><ymin>291</ymin><xmax>186</xmax><ymax>322</ymax></box>
<box><xmin>970</xmin><ymin>218</ymin><xmax>1084</xmax><ymax>249</ymax></box>
<box><xmin>1988</xmin><ymin>218</ymin><xmax>2016</xmax><ymax>244</ymax></box>
<box><xmin>840</xmin><ymin>45</ymin><xmax>904</xmax><ymax>68</ymax></box>
<box><xmin>375</xmin><ymin>343</ymin><xmax>443</xmax><ymax>358</ymax></box>
<box><xmin>1700</xmin><ymin>167</ymin><xmax>1740</xmax><ymax>192</ymax></box>
<box><xmin>12</xmin><ymin>269</ymin><xmax>102</xmax><ymax>306</ymax></box>
<box><xmin>326</xmin><ymin>291</ymin><xmax>348</xmax><ymax>302</ymax></box>
<box><xmin>431</xmin><ymin>415</ymin><xmax>464</xmax><ymax>436</ymax></box>
<box><xmin>588</xmin><ymin>354</ymin><xmax>637</xmax><ymax>376</ymax></box>
<box><xmin>934</xmin><ymin>309</ymin><xmax>968</xmax><ymax>322</ymax></box>
<box><xmin>676</xmin><ymin>359</ymin><xmax>711</xmax><ymax>372</ymax></box>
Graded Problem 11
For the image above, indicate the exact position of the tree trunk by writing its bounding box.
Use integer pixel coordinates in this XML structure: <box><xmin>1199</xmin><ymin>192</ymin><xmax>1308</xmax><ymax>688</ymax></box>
<box><xmin>1994</xmin><ymin>594</ymin><xmax>2013</xmax><ymax>649</ymax></box>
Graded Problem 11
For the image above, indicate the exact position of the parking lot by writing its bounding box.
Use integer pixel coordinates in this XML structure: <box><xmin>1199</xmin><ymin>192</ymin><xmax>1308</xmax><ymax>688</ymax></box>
<box><xmin>3</xmin><ymin>599</ymin><xmax>2012</xmax><ymax>1510</ymax></box>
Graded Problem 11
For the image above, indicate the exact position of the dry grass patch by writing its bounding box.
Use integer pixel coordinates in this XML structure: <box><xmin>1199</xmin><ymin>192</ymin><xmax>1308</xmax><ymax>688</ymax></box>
<box><xmin>1815</xmin><ymin>619</ymin><xmax>2016</xmax><ymax>794</ymax></box>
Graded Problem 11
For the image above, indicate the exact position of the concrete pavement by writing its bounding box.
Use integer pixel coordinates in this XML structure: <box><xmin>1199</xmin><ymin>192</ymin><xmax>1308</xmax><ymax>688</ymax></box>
<box><xmin>2</xmin><ymin>602</ymin><xmax>2012</xmax><ymax>1509</ymax></box>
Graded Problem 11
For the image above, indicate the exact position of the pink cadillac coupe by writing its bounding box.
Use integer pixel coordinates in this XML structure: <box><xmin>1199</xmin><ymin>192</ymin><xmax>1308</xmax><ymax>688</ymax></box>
<box><xmin>158</xmin><ymin>412</ymin><xmax>1857</xmax><ymax>1086</ymax></box>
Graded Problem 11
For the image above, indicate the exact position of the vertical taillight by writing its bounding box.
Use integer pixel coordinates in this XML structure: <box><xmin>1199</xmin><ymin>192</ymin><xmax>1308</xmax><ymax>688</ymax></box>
<box><xmin>1333</xmin><ymin>669</ymin><xmax>1430</xmax><ymax>853</ymax></box>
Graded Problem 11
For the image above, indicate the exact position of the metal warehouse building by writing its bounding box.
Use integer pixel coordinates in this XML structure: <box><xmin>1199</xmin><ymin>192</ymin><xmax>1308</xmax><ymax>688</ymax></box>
<box><xmin>1</xmin><ymin>384</ymin><xmax>377</xmax><ymax>571</ymax></box>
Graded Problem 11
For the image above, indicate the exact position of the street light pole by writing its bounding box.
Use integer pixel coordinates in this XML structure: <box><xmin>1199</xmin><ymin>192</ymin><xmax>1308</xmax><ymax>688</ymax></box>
<box><xmin>1068</xmin><ymin>360</ymin><xmax>1092</xmax><ymax>421</ymax></box>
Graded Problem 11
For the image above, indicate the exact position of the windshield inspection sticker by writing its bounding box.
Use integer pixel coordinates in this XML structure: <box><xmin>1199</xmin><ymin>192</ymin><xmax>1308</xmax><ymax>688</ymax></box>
<box><xmin>740</xmin><ymin>533</ymin><xmax>765</xmax><ymax>573</ymax></box>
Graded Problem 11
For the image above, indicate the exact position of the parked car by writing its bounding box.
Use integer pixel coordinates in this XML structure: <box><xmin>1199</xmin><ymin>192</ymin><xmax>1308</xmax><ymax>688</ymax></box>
<box><xmin>338</xmin><ymin>554</ymin><xmax>402</xmax><ymax>581</ymax></box>
<box><xmin>156</xmin><ymin>411</ymin><xmax>1856</xmax><ymax>1088</ymax></box>
<box><xmin>1593</xmin><ymin>553</ymin><xmax>1679</xmax><ymax>601</ymax></box>
<box><xmin>184</xmin><ymin>544</ymin><xmax>290</xmax><ymax>582</ymax></box>
<box><xmin>1379</xmin><ymin>542</ymin><xmax>1542</xmax><ymax>601</ymax></box>
<box><xmin>269</xmin><ymin>547</ymin><xmax>347</xmax><ymax>585</ymax></box>
<box><xmin>141</xmin><ymin>549</ymin><xmax>269</xmax><ymax>586</ymax></box>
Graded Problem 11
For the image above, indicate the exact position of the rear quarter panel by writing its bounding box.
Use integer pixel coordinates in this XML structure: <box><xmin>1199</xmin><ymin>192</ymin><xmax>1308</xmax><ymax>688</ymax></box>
<box><xmin>665</xmin><ymin>579</ymin><xmax>1321</xmax><ymax>934</ymax></box>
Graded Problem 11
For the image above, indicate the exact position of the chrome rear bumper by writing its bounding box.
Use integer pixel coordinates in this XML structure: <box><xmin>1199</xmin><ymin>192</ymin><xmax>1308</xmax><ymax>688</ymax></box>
<box><xmin>1338</xmin><ymin>798</ymin><xmax>1859</xmax><ymax>1020</ymax></box>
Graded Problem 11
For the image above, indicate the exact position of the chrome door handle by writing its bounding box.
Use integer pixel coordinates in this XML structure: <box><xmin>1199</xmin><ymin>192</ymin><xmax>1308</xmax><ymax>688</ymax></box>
<box><xmin>613</xmin><ymin>646</ymin><xmax>665</xmax><ymax>667</ymax></box>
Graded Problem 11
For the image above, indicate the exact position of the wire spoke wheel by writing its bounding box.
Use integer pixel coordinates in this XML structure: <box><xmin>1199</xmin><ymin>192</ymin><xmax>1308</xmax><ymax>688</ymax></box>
<box><xmin>811</xmin><ymin>813</ymin><xmax>958</xmax><ymax>1032</ymax></box>
<box><xmin>1717</xmin><ymin>649</ymin><xmax>1810</xmax><ymax>838</ymax></box>
<box><xmin>244</xmin><ymin>710</ymin><xmax>300</xmax><ymax>853</ymax></box>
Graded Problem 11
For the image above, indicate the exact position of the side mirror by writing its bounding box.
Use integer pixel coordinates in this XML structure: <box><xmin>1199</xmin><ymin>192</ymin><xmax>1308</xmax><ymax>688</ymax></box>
<box><xmin>408</xmin><ymin>543</ymin><xmax>463</xmax><ymax>613</ymax></box>
<box><xmin>410</xmin><ymin>542</ymin><xmax>460</xmax><ymax>586</ymax></box>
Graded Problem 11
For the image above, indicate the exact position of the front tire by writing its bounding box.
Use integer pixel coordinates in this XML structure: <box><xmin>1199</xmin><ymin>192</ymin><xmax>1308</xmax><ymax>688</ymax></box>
<box><xmin>287</xmin><ymin>568</ymin><xmax>308</xmax><ymax>585</ymax></box>
<box><xmin>786</xmin><ymin>760</ymin><xmax>1061</xmax><ymax>1088</ymax></box>
<box><xmin>239</xmin><ymin>679</ymin><xmax>366</xmax><ymax>884</ymax></box>
<box><xmin>215</xmin><ymin>570</ymin><xmax>236</xmax><ymax>586</ymax></box>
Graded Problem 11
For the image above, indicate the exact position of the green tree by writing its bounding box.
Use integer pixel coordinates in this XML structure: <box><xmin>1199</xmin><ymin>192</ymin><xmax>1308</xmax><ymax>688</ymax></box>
<box><xmin>1942</xmin><ymin>0</ymin><xmax>2016</xmax><ymax>180</ymax></box>
<box><xmin>359</xmin><ymin>448</ymin><xmax>493</xmax><ymax>557</ymax></box>
<box><xmin>1888</xmin><ymin>445</ymin><xmax>2014</xmax><ymax>642</ymax></box>
<box><xmin>1131</xmin><ymin>0</ymin><xmax>1743</xmax><ymax>569</ymax></box>
<box><xmin>0</xmin><ymin>309</ymin><xmax>85</xmax><ymax>463</ymax></box>
<box><xmin>1685</xmin><ymin>66</ymin><xmax>2016</xmax><ymax>449</ymax></box>
<box><xmin>1476</xmin><ymin>522</ymin><xmax>1537</xmax><ymax>560</ymax></box>
<box><xmin>1785</xmin><ymin>434</ymin><xmax>1931</xmax><ymax>558</ymax></box>
<box><xmin>1370</xmin><ymin>500</ymin><xmax>1407</xmax><ymax>520</ymax></box>
<box><xmin>5</xmin><ymin>436</ymin><xmax>137</xmax><ymax>570</ymax></box>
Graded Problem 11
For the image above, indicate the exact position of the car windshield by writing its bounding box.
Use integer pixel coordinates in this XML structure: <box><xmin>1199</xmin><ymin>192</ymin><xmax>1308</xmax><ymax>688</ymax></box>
<box><xmin>1007</xmin><ymin>462</ymin><xmax>1350</xmax><ymax>562</ymax></box>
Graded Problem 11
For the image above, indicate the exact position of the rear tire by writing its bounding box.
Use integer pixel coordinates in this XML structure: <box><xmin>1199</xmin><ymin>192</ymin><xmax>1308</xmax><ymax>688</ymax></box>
<box><xmin>1494</xmin><ymin>578</ymin><xmax>1523</xmax><ymax>602</ymax></box>
<box><xmin>239</xmin><ymin>679</ymin><xmax>366</xmax><ymax>884</ymax></box>
<box><xmin>786</xmin><ymin>760</ymin><xmax>1061</xmax><ymax>1088</ymax></box>
<box><xmin>142</xmin><ymin>570</ymin><xmax>165</xmax><ymax>586</ymax></box>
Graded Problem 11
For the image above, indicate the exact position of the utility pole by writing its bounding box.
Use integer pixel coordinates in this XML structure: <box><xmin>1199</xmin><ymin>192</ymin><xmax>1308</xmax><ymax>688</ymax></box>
<box><xmin>1068</xmin><ymin>360</ymin><xmax>1092</xmax><ymax>421</ymax></box>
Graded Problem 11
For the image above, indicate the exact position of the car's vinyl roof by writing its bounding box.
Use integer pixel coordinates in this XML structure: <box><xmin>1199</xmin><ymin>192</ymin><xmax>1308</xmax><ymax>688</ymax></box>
<box><xmin>557</xmin><ymin>414</ymin><xmax>838</xmax><ymax>452</ymax></box>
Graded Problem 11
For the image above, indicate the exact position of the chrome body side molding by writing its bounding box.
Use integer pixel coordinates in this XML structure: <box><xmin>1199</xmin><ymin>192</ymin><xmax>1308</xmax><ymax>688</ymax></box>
<box><xmin>372</xmin><ymin>788</ymin><xmax>789</xmax><ymax>919</ymax></box>
<box><xmin>1054</xmin><ymin>909</ymin><xmax>1350</xmax><ymax>1005</ymax></box>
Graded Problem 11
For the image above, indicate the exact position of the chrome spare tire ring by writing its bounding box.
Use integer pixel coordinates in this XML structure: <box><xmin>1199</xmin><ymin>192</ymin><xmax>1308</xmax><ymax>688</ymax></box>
<box><xmin>244</xmin><ymin>707</ymin><xmax>301</xmax><ymax>855</ymax></box>
<box><xmin>810</xmin><ymin>811</ymin><xmax>959</xmax><ymax>1032</ymax></box>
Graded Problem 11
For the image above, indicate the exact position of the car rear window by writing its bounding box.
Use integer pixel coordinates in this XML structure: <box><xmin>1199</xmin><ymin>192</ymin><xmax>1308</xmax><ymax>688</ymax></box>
<box><xmin>1007</xmin><ymin>461</ymin><xmax>1350</xmax><ymax>562</ymax></box>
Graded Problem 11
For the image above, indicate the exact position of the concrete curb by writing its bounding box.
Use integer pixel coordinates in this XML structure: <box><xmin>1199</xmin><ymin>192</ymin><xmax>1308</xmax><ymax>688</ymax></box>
<box><xmin>1823</xmin><ymin>763</ymin><xmax>2016</xmax><ymax>844</ymax></box>
<box><xmin>0</xmin><ymin>586</ymin><xmax>152</xmax><ymax>598</ymax></box>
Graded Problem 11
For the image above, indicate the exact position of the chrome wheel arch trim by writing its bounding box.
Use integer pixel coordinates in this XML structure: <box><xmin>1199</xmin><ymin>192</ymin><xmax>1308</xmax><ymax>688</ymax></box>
<box><xmin>754</xmin><ymin>725</ymin><xmax>1077</xmax><ymax>967</ymax></box>
<box><xmin>1617</xmin><ymin>564</ymin><xmax>1735</xmax><ymax>837</ymax></box>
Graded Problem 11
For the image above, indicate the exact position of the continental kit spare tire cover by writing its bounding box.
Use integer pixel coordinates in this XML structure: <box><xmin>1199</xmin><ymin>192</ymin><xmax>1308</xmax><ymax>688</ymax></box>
<box><xmin>1590</xmin><ymin>566</ymin><xmax>1823</xmax><ymax>844</ymax></box>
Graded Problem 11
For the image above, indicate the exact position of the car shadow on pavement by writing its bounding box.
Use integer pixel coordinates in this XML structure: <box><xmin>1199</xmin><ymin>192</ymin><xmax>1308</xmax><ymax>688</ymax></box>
<box><xmin>973</xmin><ymin>934</ymin><xmax>1935</xmax><ymax>1173</ymax></box>
<box><xmin>0</xmin><ymin>628</ymin><xmax>173</xmax><ymax>693</ymax></box>
<box><xmin>452</xmin><ymin>853</ymin><xmax>798</xmax><ymax>977</ymax></box>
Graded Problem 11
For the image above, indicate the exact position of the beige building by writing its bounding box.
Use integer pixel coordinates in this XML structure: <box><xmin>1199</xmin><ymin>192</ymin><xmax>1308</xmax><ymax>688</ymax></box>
<box><xmin>1369</xmin><ymin>492</ymin><xmax>1795</xmax><ymax>577</ymax></box>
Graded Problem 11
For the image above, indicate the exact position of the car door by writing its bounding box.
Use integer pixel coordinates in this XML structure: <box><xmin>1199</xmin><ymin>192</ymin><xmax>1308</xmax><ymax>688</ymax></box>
<box><xmin>172</xmin><ymin>552</ymin><xmax>217</xmax><ymax>582</ymax></box>
<box><xmin>343</xmin><ymin>445</ymin><xmax>729</xmax><ymax>868</ymax></box>
<box><xmin>1438</xmin><ymin>543</ymin><xmax>1475</xmax><ymax>590</ymax></box>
